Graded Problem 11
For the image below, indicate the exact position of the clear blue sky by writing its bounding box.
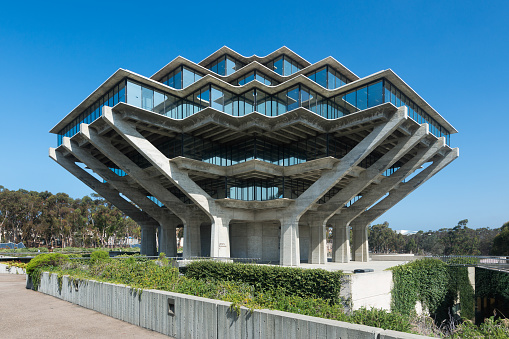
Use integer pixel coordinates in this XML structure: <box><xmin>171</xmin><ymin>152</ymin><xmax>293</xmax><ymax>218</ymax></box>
<box><xmin>1</xmin><ymin>0</ymin><xmax>507</xmax><ymax>232</ymax></box>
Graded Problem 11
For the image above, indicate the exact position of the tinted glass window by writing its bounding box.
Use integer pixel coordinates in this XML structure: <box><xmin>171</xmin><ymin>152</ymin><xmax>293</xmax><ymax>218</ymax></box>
<box><xmin>127</xmin><ymin>81</ymin><xmax>141</xmax><ymax>107</ymax></box>
<box><xmin>367</xmin><ymin>81</ymin><xmax>383</xmax><ymax>107</ymax></box>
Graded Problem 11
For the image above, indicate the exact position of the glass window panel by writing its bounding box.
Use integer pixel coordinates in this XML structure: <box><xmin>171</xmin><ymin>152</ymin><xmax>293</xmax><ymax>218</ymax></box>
<box><xmin>108</xmin><ymin>92</ymin><xmax>114</xmax><ymax>107</ymax></box>
<box><xmin>141</xmin><ymin>86</ymin><xmax>154</xmax><ymax>111</ymax></box>
<box><xmin>238</xmin><ymin>95</ymin><xmax>245</xmax><ymax>116</ymax></box>
<box><xmin>118</xmin><ymin>81</ymin><xmax>126</xmax><ymax>103</ymax></box>
<box><xmin>301</xmin><ymin>87</ymin><xmax>310</xmax><ymax>109</ymax></box>
<box><xmin>126</xmin><ymin>81</ymin><xmax>141</xmax><ymax>108</ymax></box>
<box><xmin>217</xmin><ymin>57</ymin><xmax>226</xmax><ymax>76</ymax></box>
<box><xmin>367</xmin><ymin>81</ymin><xmax>383</xmax><ymax>107</ymax></box>
<box><xmin>287</xmin><ymin>87</ymin><xmax>299</xmax><ymax>111</ymax></box>
<box><xmin>245</xmin><ymin>72</ymin><xmax>254</xmax><ymax>83</ymax></box>
<box><xmin>273</xmin><ymin>57</ymin><xmax>283</xmax><ymax>75</ymax></box>
<box><xmin>315</xmin><ymin>68</ymin><xmax>327</xmax><ymax>88</ymax></box>
<box><xmin>308</xmin><ymin>72</ymin><xmax>316</xmax><ymax>82</ymax></box>
<box><xmin>244</xmin><ymin>90</ymin><xmax>255</xmax><ymax>114</ymax></box>
<box><xmin>291</xmin><ymin>61</ymin><xmax>300</xmax><ymax>74</ymax></box>
<box><xmin>345</xmin><ymin>91</ymin><xmax>356</xmax><ymax>107</ymax></box>
<box><xmin>198</xmin><ymin>86</ymin><xmax>210</xmax><ymax>107</ymax></box>
<box><xmin>335</xmin><ymin>74</ymin><xmax>342</xmax><ymax>88</ymax></box>
<box><xmin>327</xmin><ymin>69</ymin><xmax>335</xmax><ymax>89</ymax></box>
<box><xmin>276</xmin><ymin>91</ymin><xmax>287</xmax><ymax>115</ymax></box>
<box><xmin>224</xmin><ymin>91</ymin><xmax>234</xmax><ymax>115</ymax></box>
<box><xmin>174</xmin><ymin>70</ymin><xmax>182</xmax><ymax>89</ymax></box>
<box><xmin>182</xmin><ymin>67</ymin><xmax>194</xmax><ymax>88</ymax></box>
<box><xmin>211</xmin><ymin>86</ymin><xmax>224</xmax><ymax>111</ymax></box>
<box><xmin>384</xmin><ymin>82</ymin><xmax>391</xmax><ymax>104</ymax></box>
<box><xmin>283</xmin><ymin>57</ymin><xmax>292</xmax><ymax>76</ymax></box>
<box><xmin>211</xmin><ymin>62</ymin><xmax>218</xmax><ymax>74</ymax></box>
<box><xmin>226</xmin><ymin>57</ymin><xmax>236</xmax><ymax>76</ymax></box>
<box><xmin>153</xmin><ymin>91</ymin><xmax>165</xmax><ymax>115</ymax></box>
<box><xmin>256</xmin><ymin>90</ymin><xmax>267</xmax><ymax>115</ymax></box>
<box><xmin>357</xmin><ymin>86</ymin><xmax>368</xmax><ymax>110</ymax></box>
<box><xmin>163</xmin><ymin>95</ymin><xmax>178</xmax><ymax>118</ymax></box>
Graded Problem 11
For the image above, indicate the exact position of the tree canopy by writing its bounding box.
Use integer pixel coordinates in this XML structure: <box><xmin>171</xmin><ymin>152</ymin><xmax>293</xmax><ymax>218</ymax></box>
<box><xmin>0</xmin><ymin>187</ymin><xmax>139</xmax><ymax>248</ymax></box>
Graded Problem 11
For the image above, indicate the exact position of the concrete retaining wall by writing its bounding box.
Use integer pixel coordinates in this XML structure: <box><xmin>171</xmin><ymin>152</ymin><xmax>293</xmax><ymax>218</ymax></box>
<box><xmin>31</xmin><ymin>272</ymin><xmax>432</xmax><ymax>339</ymax></box>
<box><xmin>0</xmin><ymin>263</ymin><xmax>26</xmax><ymax>274</ymax></box>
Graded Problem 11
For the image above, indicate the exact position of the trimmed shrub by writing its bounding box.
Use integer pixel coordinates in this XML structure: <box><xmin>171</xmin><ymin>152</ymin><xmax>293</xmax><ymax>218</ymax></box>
<box><xmin>26</xmin><ymin>253</ymin><xmax>70</xmax><ymax>276</ymax></box>
<box><xmin>185</xmin><ymin>260</ymin><xmax>343</xmax><ymax>303</ymax></box>
<box><xmin>90</xmin><ymin>250</ymin><xmax>110</xmax><ymax>262</ymax></box>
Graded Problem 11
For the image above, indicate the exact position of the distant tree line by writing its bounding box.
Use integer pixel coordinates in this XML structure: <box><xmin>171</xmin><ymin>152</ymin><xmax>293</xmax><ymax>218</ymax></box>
<box><xmin>0</xmin><ymin>186</ymin><xmax>140</xmax><ymax>248</ymax></box>
<box><xmin>368</xmin><ymin>219</ymin><xmax>509</xmax><ymax>256</ymax></box>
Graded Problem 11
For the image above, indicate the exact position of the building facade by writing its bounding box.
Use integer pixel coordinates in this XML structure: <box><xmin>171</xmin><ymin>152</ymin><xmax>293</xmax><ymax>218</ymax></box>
<box><xmin>49</xmin><ymin>47</ymin><xmax>458</xmax><ymax>265</ymax></box>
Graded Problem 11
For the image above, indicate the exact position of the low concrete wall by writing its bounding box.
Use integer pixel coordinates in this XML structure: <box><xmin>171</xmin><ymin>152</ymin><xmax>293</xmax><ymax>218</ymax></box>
<box><xmin>0</xmin><ymin>263</ymin><xmax>26</xmax><ymax>274</ymax></box>
<box><xmin>31</xmin><ymin>272</ymin><xmax>432</xmax><ymax>339</ymax></box>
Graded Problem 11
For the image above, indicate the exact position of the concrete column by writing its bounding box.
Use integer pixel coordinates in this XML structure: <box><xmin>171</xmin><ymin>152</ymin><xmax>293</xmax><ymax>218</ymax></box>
<box><xmin>308</xmin><ymin>222</ymin><xmax>327</xmax><ymax>264</ymax></box>
<box><xmin>183</xmin><ymin>220</ymin><xmax>201</xmax><ymax>258</ymax></box>
<box><xmin>158</xmin><ymin>223</ymin><xmax>177</xmax><ymax>257</ymax></box>
<box><xmin>210</xmin><ymin>216</ymin><xmax>230</xmax><ymax>258</ymax></box>
<box><xmin>279</xmin><ymin>217</ymin><xmax>300</xmax><ymax>266</ymax></box>
<box><xmin>141</xmin><ymin>226</ymin><xmax>157</xmax><ymax>256</ymax></box>
<box><xmin>332</xmin><ymin>223</ymin><xmax>350</xmax><ymax>263</ymax></box>
<box><xmin>352</xmin><ymin>225</ymin><xmax>369</xmax><ymax>262</ymax></box>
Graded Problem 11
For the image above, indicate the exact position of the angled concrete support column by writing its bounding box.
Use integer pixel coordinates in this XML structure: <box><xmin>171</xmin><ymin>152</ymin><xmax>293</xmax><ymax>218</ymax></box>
<box><xmin>141</xmin><ymin>226</ymin><xmax>157</xmax><ymax>256</ymax></box>
<box><xmin>183</xmin><ymin>218</ymin><xmax>202</xmax><ymax>258</ymax></box>
<box><xmin>352</xmin><ymin>224</ymin><xmax>369</xmax><ymax>262</ymax></box>
<box><xmin>332</xmin><ymin>222</ymin><xmax>350</xmax><ymax>263</ymax></box>
<box><xmin>210</xmin><ymin>216</ymin><xmax>230</xmax><ymax>258</ymax></box>
<box><xmin>80</xmin><ymin>123</ymin><xmax>189</xmax><ymax>222</ymax></box>
<box><xmin>308</xmin><ymin>221</ymin><xmax>327</xmax><ymax>264</ymax></box>
<box><xmin>279</xmin><ymin>217</ymin><xmax>300</xmax><ymax>266</ymax></box>
<box><xmin>318</xmin><ymin>124</ymin><xmax>428</xmax><ymax>217</ymax></box>
<box><xmin>49</xmin><ymin>148</ymin><xmax>157</xmax><ymax>227</ymax></box>
<box><xmin>354</xmin><ymin>148</ymin><xmax>460</xmax><ymax>227</ymax></box>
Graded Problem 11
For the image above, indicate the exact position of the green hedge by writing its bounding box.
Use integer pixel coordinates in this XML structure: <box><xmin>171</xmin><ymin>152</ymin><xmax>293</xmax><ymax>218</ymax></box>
<box><xmin>185</xmin><ymin>260</ymin><xmax>343</xmax><ymax>303</ymax></box>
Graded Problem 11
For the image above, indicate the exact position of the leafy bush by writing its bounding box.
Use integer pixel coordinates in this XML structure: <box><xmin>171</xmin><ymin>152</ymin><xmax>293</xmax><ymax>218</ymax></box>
<box><xmin>90</xmin><ymin>250</ymin><xmax>109</xmax><ymax>262</ymax></box>
<box><xmin>26</xmin><ymin>253</ymin><xmax>70</xmax><ymax>290</ymax></box>
<box><xmin>348</xmin><ymin>307</ymin><xmax>413</xmax><ymax>333</ymax></box>
<box><xmin>26</xmin><ymin>253</ymin><xmax>70</xmax><ymax>276</ymax></box>
<box><xmin>4</xmin><ymin>261</ymin><xmax>28</xmax><ymax>270</ymax></box>
<box><xmin>185</xmin><ymin>260</ymin><xmax>343</xmax><ymax>303</ymax></box>
<box><xmin>451</xmin><ymin>317</ymin><xmax>509</xmax><ymax>338</ymax></box>
<box><xmin>391</xmin><ymin>258</ymin><xmax>449</xmax><ymax>315</ymax></box>
<box><xmin>391</xmin><ymin>258</ymin><xmax>477</xmax><ymax>325</ymax></box>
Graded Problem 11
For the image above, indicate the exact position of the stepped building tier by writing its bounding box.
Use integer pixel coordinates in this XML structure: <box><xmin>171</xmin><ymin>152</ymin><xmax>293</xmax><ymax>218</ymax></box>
<box><xmin>49</xmin><ymin>47</ymin><xmax>458</xmax><ymax>265</ymax></box>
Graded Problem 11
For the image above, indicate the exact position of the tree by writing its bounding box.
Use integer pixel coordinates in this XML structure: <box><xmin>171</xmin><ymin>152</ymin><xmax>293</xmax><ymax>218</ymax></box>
<box><xmin>491</xmin><ymin>222</ymin><xmax>509</xmax><ymax>255</ymax></box>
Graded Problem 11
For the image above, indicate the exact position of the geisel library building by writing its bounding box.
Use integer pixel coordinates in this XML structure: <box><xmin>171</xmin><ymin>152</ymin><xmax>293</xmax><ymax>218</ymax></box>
<box><xmin>49</xmin><ymin>47</ymin><xmax>458</xmax><ymax>266</ymax></box>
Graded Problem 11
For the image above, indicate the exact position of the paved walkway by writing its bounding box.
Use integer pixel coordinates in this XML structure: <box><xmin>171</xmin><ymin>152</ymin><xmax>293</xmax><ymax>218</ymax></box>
<box><xmin>0</xmin><ymin>274</ymin><xmax>171</xmax><ymax>338</ymax></box>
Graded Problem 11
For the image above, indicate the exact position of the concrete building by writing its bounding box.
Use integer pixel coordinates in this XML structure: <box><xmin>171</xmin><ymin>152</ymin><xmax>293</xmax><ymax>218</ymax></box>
<box><xmin>49</xmin><ymin>47</ymin><xmax>458</xmax><ymax>266</ymax></box>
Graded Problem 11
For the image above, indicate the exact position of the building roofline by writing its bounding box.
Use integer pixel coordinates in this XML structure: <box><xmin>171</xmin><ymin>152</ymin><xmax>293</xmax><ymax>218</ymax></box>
<box><xmin>150</xmin><ymin>49</ymin><xmax>359</xmax><ymax>83</ymax></box>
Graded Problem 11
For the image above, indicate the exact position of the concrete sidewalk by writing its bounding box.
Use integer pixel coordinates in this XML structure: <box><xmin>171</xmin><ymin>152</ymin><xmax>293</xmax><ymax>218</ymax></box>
<box><xmin>0</xmin><ymin>274</ymin><xmax>171</xmax><ymax>338</ymax></box>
